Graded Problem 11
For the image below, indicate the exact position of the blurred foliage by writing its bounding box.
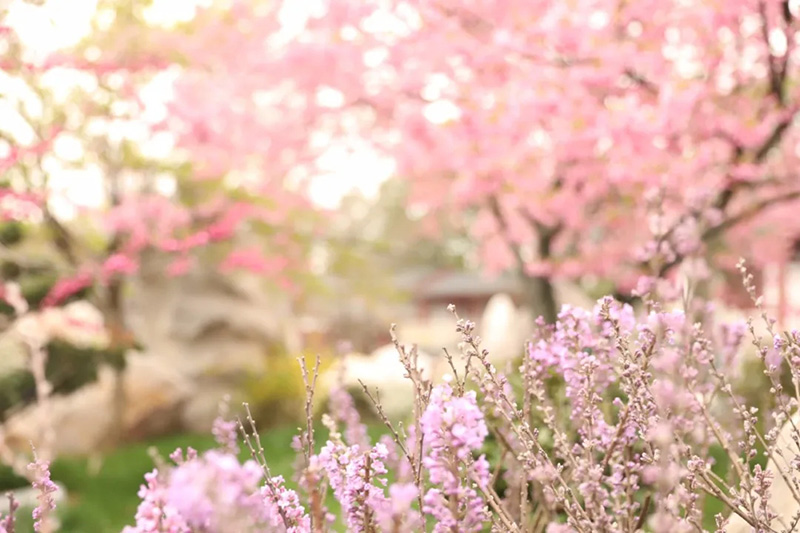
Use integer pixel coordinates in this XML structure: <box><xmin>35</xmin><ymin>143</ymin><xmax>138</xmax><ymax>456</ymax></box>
<box><xmin>0</xmin><ymin>0</ymin><xmax>159</xmax><ymax>422</ymax></box>
<box><xmin>0</xmin><ymin>223</ymin><xmax>132</xmax><ymax>420</ymax></box>
<box><xmin>298</xmin><ymin>178</ymin><xmax>477</xmax><ymax>343</ymax></box>
<box><xmin>338</xmin><ymin>383</ymin><xmax>384</xmax><ymax>424</ymax></box>
<box><xmin>0</xmin><ymin>221</ymin><xmax>25</xmax><ymax>247</ymax></box>
<box><xmin>242</xmin><ymin>350</ymin><xmax>338</xmax><ymax>429</ymax></box>
<box><xmin>332</xmin><ymin>178</ymin><xmax>472</xmax><ymax>274</ymax></box>
<box><xmin>0</xmin><ymin>340</ymin><xmax>115</xmax><ymax>422</ymax></box>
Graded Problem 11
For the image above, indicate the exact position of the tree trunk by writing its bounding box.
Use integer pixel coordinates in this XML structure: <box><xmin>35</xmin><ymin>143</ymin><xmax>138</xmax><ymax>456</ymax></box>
<box><xmin>109</xmin><ymin>365</ymin><xmax>126</xmax><ymax>447</ymax></box>
<box><xmin>97</xmin><ymin>279</ymin><xmax>129</xmax><ymax>454</ymax></box>
<box><xmin>523</xmin><ymin>222</ymin><xmax>560</xmax><ymax>324</ymax></box>
<box><xmin>485</xmin><ymin>194</ymin><xmax>561</xmax><ymax>324</ymax></box>
<box><xmin>522</xmin><ymin>273</ymin><xmax>558</xmax><ymax>324</ymax></box>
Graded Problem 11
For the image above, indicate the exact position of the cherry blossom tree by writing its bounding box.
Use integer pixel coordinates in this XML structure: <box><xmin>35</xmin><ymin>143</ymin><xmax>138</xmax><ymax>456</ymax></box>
<box><xmin>0</xmin><ymin>0</ymin><xmax>330</xmax><ymax>342</ymax></box>
<box><xmin>0</xmin><ymin>0</ymin><xmax>178</xmax><ymax>459</ymax></box>
<box><xmin>158</xmin><ymin>0</ymin><xmax>800</xmax><ymax>321</ymax></box>
<box><xmin>0</xmin><ymin>0</ymin><xmax>324</xmax><ymax>457</ymax></box>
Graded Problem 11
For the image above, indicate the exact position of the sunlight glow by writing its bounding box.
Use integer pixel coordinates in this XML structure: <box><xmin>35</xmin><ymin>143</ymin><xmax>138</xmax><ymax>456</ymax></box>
<box><xmin>3</xmin><ymin>0</ymin><xmax>390</xmax><ymax>214</ymax></box>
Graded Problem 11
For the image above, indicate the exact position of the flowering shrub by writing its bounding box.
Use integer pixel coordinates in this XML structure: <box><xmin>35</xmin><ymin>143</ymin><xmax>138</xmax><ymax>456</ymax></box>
<box><xmin>5</xmin><ymin>266</ymin><xmax>800</xmax><ymax>532</ymax></box>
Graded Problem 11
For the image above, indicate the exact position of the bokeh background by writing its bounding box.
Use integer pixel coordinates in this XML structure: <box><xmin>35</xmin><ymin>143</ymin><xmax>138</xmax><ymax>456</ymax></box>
<box><xmin>3</xmin><ymin>0</ymin><xmax>800</xmax><ymax>530</ymax></box>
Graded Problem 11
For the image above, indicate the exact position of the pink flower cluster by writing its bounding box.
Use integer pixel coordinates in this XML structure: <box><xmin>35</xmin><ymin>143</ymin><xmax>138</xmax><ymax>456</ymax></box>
<box><xmin>9</xmin><ymin>275</ymin><xmax>800</xmax><ymax>532</ymax></box>
<box><xmin>420</xmin><ymin>384</ymin><xmax>490</xmax><ymax>532</ymax></box>
<box><xmin>28</xmin><ymin>456</ymin><xmax>58</xmax><ymax>533</ymax></box>
<box><xmin>121</xmin><ymin>446</ymin><xmax>310</xmax><ymax>532</ymax></box>
<box><xmin>318</xmin><ymin>440</ymin><xmax>389</xmax><ymax>532</ymax></box>
<box><xmin>258</xmin><ymin>475</ymin><xmax>310</xmax><ymax>533</ymax></box>
<box><xmin>122</xmin><ymin>470</ymin><xmax>190</xmax><ymax>533</ymax></box>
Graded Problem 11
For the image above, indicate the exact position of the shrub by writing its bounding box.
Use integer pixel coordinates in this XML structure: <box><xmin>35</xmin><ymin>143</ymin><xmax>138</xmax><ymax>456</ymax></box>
<box><xmin>0</xmin><ymin>253</ymin><xmax>131</xmax><ymax>422</ymax></box>
<box><xmin>243</xmin><ymin>351</ymin><xmax>337</xmax><ymax>429</ymax></box>
<box><xmin>5</xmin><ymin>267</ymin><xmax>800</xmax><ymax>532</ymax></box>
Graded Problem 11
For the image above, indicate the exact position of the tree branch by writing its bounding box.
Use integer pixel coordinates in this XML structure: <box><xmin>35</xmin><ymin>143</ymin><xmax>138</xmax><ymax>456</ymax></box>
<box><xmin>755</xmin><ymin>119</ymin><xmax>792</xmax><ymax>163</ymax></box>
<box><xmin>623</xmin><ymin>69</ymin><xmax>658</xmax><ymax>95</ymax></box>
<box><xmin>760</xmin><ymin>0</ymin><xmax>787</xmax><ymax>105</ymax></box>
<box><xmin>487</xmin><ymin>195</ymin><xmax>529</xmax><ymax>275</ymax></box>
<box><xmin>41</xmin><ymin>210</ymin><xmax>80</xmax><ymax>268</ymax></box>
<box><xmin>656</xmin><ymin>187</ymin><xmax>800</xmax><ymax>277</ymax></box>
<box><xmin>703</xmin><ymin>188</ymin><xmax>800</xmax><ymax>243</ymax></box>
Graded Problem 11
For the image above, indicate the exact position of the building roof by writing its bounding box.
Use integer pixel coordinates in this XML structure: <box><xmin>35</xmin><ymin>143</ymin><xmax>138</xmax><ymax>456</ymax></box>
<box><xmin>395</xmin><ymin>268</ymin><xmax>522</xmax><ymax>300</ymax></box>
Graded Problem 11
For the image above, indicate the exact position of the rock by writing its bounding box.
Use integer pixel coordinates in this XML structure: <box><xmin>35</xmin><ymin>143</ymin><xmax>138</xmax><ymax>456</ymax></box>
<box><xmin>125</xmin><ymin>257</ymin><xmax>288</xmax><ymax>359</ymax></box>
<box><xmin>0</xmin><ymin>353</ymin><xmax>192</xmax><ymax>457</ymax></box>
<box><xmin>394</xmin><ymin>318</ymin><xmax>461</xmax><ymax>357</ymax></box>
<box><xmin>0</xmin><ymin>300</ymin><xmax>110</xmax><ymax>379</ymax></box>
<box><xmin>1</xmin><ymin>248</ymin><xmax>291</xmax><ymax>454</ymax></box>
<box><xmin>121</xmin><ymin>355</ymin><xmax>193</xmax><ymax>440</ymax></box>
<box><xmin>12</xmin><ymin>302</ymin><xmax>109</xmax><ymax>351</ymax></box>
<box><xmin>180</xmin><ymin>382</ymin><xmax>246</xmax><ymax>434</ymax></box>
<box><xmin>0</xmin><ymin>331</ymin><xmax>26</xmax><ymax>376</ymax></box>
<box><xmin>480</xmin><ymin>293</ymin><xmax>528</xmax><ymax>365</ymax></box>
<box><xmin>173</xmin><ymin>333</ymin><xmax>268</xmax><ymax>382</ymax></box>
<box><xmin>119</xmin><ymin>257</ymin><xmax>285</xmax><ymax>432</ymax></box>
<box><xmin>323</xmin><ymin>344</ymin><xmax>442</xmax><ymax>420</ymax></box>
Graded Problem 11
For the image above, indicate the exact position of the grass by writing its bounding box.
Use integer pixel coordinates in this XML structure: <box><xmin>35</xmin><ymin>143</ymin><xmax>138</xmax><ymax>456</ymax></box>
<box><xmin>0</xmin><ymin>423</ymin><xmax>386</xmax><ymax>533</ymax></box>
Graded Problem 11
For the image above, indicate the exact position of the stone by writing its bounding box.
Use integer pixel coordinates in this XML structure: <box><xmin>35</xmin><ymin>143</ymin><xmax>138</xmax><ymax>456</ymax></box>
<box><xmin>0</xmin><ymin>353</ymin><xmax>192</xmax><ymax>457</ymax></box>
<box><xmin>179</xmin><ymin>381</ymin><xmax>246</xmax><ymax>434</ymax></box>
<box><xmin>554</xmin><ymin>280</ymin><xmax>596</xmax><ymax>310</ymax></box>
<box><xmin>125</xmin><ymin>255</ymin><xmax>289</xmax><ymax>358</ymax></box>
<box><xmin>1</xmin><ymin>249</ymin><xmax>295</xmax><ymax>455</ymax></box>
<box><xmin>323</xmin><ymin>344</ymin><xmax>442</xmax><ymax>420</ymax></box>
<box><xmin>0</xmin><ymin>331</ymin><xmax>26</xmax><ymax>376</ymax></box>
<box><xmin>0</xmin><ymin>300</ymin><xmax>110</xmax><ymax>379</ymax></box>
<box><xmin>121</xmin><ymin>355</ymin><xmax>193</xmax><ymax>440</ymax></box>
<box><xmin>119</xmin><ymin>256</ymin><xmax>288</xmax><ymax>432</ymax></box>
<box><xmin>480</xmin><ymin>292</ymin><xmax>527</xmax><ymax>365</ymax></box>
